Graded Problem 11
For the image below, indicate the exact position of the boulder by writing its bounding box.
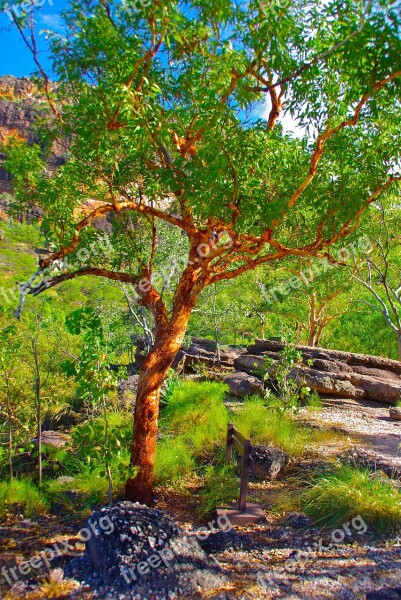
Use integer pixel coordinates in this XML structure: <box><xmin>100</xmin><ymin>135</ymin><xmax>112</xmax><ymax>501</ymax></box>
<box><xmin>32</xmin><ymin>431</ymin><xmax>70</xmax><ymax>449</ymax></box>
<box><xmin>234</xmin><ymin>354</ymin><xmax>266</xmax><ymax>376</ymax></box>
<box><xmin>224</xmin><ymin>371</ymin><xmax>264</xmax><ymax>398</ymax></box>
<box><xmin>251</xmin><ymin>445</ymin><xmax>290</xmax><ymax>480</ymax></box>
<box><xmin>284</xmin><ymin>512</ymin><xmax>313</xmax><ymax>529</ymax></box>
<box><xmin>81</xmin><ymin>502</ymin><xmax>229</xmax><ymax>594</ymax></box>
<box><xmin>389</xmin><ymin>407</ymin><xmax>401</xmax><ymax>421</ymax></box>
<box><xmin>135</xmin><ymin>336</ymin><xmax>245</xmax><ymax>372</ymax></box>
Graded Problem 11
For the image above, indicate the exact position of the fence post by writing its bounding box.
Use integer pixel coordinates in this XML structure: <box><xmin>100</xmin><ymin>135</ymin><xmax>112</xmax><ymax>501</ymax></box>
<box><xmin>239</xmin><ymin>439</ymin><xmax>251</xmax><ymax>512</ymax></box>
<box><xmin>226</xmin><ymin>422</ymin><xmax>234</xmax><ymax>465</ymax></box>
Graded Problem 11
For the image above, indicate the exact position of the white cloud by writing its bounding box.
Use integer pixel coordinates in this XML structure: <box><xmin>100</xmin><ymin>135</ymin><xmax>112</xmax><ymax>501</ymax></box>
<box><xmin>39</xmin><ymin>13</ymin><xmax>63</xmax><ymax>30</ymax></box>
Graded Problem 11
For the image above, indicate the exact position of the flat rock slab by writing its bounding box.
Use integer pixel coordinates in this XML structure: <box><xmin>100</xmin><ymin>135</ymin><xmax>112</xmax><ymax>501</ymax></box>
<box><xmin>302</xmin><ymin>397</ymin><xmax>401</xmax><ymax>479</ymax></box>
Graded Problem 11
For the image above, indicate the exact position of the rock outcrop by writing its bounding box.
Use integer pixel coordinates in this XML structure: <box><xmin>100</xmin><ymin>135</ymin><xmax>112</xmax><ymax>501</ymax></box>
<box><xmin>135</xmin><ymin>336</ymin><xmax>246</xmax><ymax>372</ymax></box>
<box><xmin>234</xmin><ymin>340</ymin><xmax>401</xmax><ymax>405</ymax></box>
<box><xmin>140</xmin><ymin>336</ymin><xmax>401</xmax><ymax>405</ymax></box>
<box><xmin>0</xmin><ymin>77</ymin><xmax>64</xmax><ymax>192</ymax></box>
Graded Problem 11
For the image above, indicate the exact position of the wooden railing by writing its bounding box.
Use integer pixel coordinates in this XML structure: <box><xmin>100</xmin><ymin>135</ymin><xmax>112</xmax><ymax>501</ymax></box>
<box><xmin>225</xmin><ymin>422</ymin><xmax>253</xmax><ymax>512</ymax></box>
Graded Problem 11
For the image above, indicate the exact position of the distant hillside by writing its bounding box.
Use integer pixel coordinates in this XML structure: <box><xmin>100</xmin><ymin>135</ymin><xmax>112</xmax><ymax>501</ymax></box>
<box><xmin>0</xmin><ymin>76</ymin><xmax>65</xmax><ymax>219</ymax></box>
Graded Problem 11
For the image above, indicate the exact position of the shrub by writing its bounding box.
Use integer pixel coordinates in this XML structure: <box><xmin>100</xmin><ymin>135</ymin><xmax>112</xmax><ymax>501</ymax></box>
<box><xmin>300</xmin><ymin>466</ymin><xmax>401</xmax><ymax>534</ymax></box>
<box><xmin>160</xmin><ymin>369</ymin><xmax>182</xmax><ymax>404</ymax></box>
<box><xmin>0</xmin><ymin>479</ymin><xmax>49</xmax><ymax>519</ymax></box>
<box><xmin>199</xmin><ymin>465</ymin><xmax>239</xmax><ymax>519</ymax></box>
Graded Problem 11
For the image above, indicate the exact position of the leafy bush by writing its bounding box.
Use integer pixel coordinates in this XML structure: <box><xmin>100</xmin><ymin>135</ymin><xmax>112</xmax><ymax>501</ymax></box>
<box><xmin>160</xmin><ymin>369</ymin><xmax>182</xmax><ymax>404</ymax></box>
<box><xmin>300</xmin><ymin>466</ymin><xmax>401</xmax><ymax>534</ymax></box>
<box><xmin>199</xmin><ymin>465</ymin><xmax>239</xmax><ymax>519</ymax></box>
<box><xmin>264</xmin><ymin>346</ymin><xmax>309</xmax><ymax>414</ymax></box>
<box><xmin>0</xmin><ymin>480</ymin><xmax>48</xmax><ymax>518</ymax></box>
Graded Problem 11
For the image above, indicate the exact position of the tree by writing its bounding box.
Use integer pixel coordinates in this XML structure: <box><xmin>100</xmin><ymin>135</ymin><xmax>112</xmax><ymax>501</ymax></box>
<box><xmin>62</xmin><ymin>307</ymin><xmax>128</xmax><ymax>505</ymax></box>
<box><xmin>5</xmin><ymin>0</ymin><xmax>401</xmax><ymax>503</ymax></box>
<box><xmin>352</xmin><ymin>205</ymin><xmax>401</xmax><ymax>359</ymax></box>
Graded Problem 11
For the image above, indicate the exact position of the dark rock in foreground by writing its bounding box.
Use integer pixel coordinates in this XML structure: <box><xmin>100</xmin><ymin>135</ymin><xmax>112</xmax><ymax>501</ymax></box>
<box><xmin>251</xmin><ymin>445</ymin><xmax>290</xmax><ymax>480</ymax></box>
<box><xmin>67</xmin><ymin>501</ymin><xmax>229</xmax><ymax>597</ymax></box>
<box><xmin>366</xmin><ymin>588</ymin><xmax>401</xmax><ymax>599</ymax></box>
<box><xmin>284</xmin><ymin>512</ymin><xmax>313</xmax><ymax>529</ymax></box>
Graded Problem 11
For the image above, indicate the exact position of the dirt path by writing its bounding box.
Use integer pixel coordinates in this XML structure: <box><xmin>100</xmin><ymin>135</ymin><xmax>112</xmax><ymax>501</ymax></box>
<box><xmin>303</xmin><ymin>397</ymin><xmax>401</xmax><ymax>476</ymax></box>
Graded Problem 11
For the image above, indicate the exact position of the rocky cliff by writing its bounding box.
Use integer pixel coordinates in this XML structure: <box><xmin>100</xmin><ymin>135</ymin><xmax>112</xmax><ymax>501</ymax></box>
<box><xmin>0</xmin><ymin>76</ymin><xmax>64</xmax><ymax>219</ymax></box>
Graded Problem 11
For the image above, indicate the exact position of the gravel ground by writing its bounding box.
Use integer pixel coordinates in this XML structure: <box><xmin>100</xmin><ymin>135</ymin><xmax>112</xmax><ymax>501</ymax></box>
<box><xmin>1</xmin><ymin>397</ymin><xmax>401</xmax><ymax>600</ymax></box>
<box><xmin>300</xmin><ymin>397</ymin><xmax>401</xmax><ymax>475</ymax></box>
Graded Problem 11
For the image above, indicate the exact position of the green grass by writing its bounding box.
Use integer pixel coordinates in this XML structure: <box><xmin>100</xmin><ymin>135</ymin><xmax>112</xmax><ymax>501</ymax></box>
<box><xmin>300</xmin><ymin>466</ymin><xmax>401</xmax><ymax>534</ymax></box>
<box><xmin>154</xmin><ymin>435</ymin><xmax>196</xmax><ymax>485</ymax></box>
<box><xmin>155</xmin><ymin>380</ymin><xmax>229</xmax><ymax>484</ymax></box>
<box><xmin>163</xmin><ymin>380</ymin><xmax>229</xmax><ymax>456</ymax></box>
<box><xmin>232</xmin><ymin>397</ymin><xmax>315</xmax><ymax>458</ymax></box>
<box><xmin>0</xmin><ymin>479</ymin><xmax>49</xmax><ymax>518</ymax></box>
<box><xmin>198</xmin><ymin>465</ymin><xmax>239</xmax><ymax>519</ymax></box>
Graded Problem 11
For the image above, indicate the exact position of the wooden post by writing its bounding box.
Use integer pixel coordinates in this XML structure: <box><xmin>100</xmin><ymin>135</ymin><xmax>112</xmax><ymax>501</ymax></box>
<box><xmin>219</xmin><ymin>423</ymin><xmax>265</xmax><ymax>524</ymax></box>
<box><xmin>226</xmin><ymin>422</ymin><xmax>234</xmax><ymax>465</ymax></box>
<box><xmin>239</xmin><ymin>439</ymin><xmax>251</xmax><ymax>512</ymax></box>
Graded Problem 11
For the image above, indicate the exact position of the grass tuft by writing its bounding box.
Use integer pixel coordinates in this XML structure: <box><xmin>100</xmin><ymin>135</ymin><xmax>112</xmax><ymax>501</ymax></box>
<box><xmin>0</xmin><ymin>480</ymin><xmax>49</xmax><ymax>519</ymax></box>
<box><xmin>232</xmin><ymin>397</ymin><xmax>312</xmax><ymax>457</ymax></box>
<box><xmin>300</xmin><ymin>465</ymin><xmax>401</xmax><ymax>534</ymax></box>
<box><xmin>198</xmin><ymin>465</ymin><xmax>239</xmax><ymax>519</ymax></box>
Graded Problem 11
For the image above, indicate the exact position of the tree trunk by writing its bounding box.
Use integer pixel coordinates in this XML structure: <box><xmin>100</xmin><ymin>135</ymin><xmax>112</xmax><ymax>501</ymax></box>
<box><xmin>125</xmin><ymin>301</ymin><xmax>194</xmax><ymax>504</ymax></box>
<box><xmin>33</xmin><ymin>344</ymin><xmax>42</xmax><ymax>489</ymax></box>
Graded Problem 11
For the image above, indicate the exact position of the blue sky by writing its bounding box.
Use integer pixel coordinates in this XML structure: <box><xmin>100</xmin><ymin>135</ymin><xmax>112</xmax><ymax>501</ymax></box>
<box><xmin>0</xmin><ymin>1</ymin><xmax>67</xmax><ymax>77</ymax></box>
<box><xmin>0</xmin><ymin>2</ymin><xmax>305</xmax><ymax>137</ymax></box>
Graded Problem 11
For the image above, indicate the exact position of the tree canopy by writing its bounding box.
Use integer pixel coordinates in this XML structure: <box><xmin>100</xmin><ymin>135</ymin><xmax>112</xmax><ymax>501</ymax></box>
<box><xmin>4</xmin><ymin>0</ymin><xmax>401</xmax><ymax>502</ymax></box>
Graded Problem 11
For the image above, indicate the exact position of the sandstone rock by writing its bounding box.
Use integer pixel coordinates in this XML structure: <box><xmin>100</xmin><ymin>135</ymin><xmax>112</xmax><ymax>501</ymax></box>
<box><xmin>247</xmin><ymin>339</ymin><xmax>401</xmax><ymax>376</ymax></box>
<box><xmin>389</xmin><ymin>407</ymin><xmax>401</xmax><ymax>420</ymax></box>
<box><xmin>224</xmin><ymin>371</ymin><xmax>264</xmax><ymax>398</ymax></box>
<box><xmin>32</xmin><ymin>430</ymin><xmax>70</xmax><ymax>449</ymax></box>
<box><xmin>349</xmin><ymin>374</ymin><xmax>401</xmax><ymax>404</ymax></box>
<box><xmin>235</xmin><ymin>340</ymin><xmax>401</xmax><ymax>404</ymax></box>
<box><xmin>251</xmin><ymin>445</ymin><xmax>290</xmax><ymax>480</ymax></box>
<box><xmin>234</xmin><ymin>354</ymin><xmax>266</xmax><ymax>376</ymax></box>
<box><xmin>135</xmin><ymin>336</ymin><xmax>245</xmax><ymax>372</ymax></box>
